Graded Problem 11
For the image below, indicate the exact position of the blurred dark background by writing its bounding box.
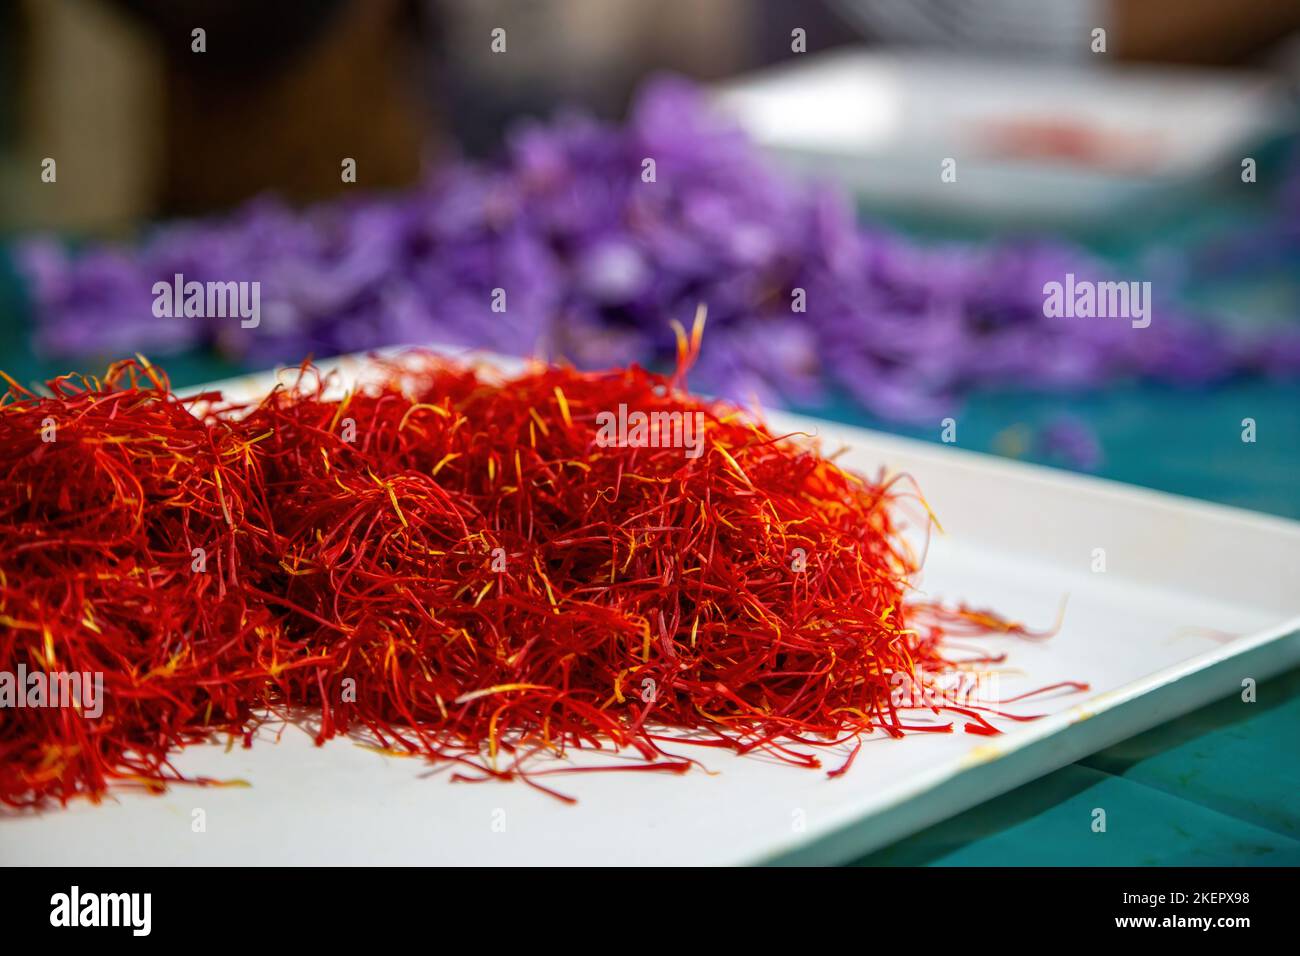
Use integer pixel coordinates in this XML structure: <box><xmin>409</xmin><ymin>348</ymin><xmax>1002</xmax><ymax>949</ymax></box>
<box><xmin>3</xmin><ymin>0</ymin><xmax>1300</xmax><ymax>229</ymax></box>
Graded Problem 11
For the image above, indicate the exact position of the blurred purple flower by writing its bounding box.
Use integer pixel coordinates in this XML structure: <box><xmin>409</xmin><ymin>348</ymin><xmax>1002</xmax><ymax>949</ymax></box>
<box><xmin>13</xmin><ymin>75</ymin><xmax>1298</xmax><ymax>425</ymax></box>
<box><xmin>1037</xmin><ymin>416</ymin><xmax>1104</xmax><ymax>471</ymax></box>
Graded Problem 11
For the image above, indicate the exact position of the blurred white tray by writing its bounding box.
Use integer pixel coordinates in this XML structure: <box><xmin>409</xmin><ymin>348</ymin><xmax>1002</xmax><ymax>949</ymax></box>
<box><xmin>714</xmin><ymin>49</ymin><xmax>1289</xmax><ymax>223</ymax></box>
<box><xmin>4</xmin><ymin>350</ymin><xmax>1299</xmax><ymax>865</ymax></box>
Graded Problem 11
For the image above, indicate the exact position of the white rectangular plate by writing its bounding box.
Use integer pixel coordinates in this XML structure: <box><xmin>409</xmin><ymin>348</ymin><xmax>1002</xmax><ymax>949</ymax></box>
<box><xmin>5</xmin><ymin>350</ymin><xmax>1299</xmax><ymax>866</ymax></box>
<box><xmin>713</xmin><ymin>49</ymin><xmax>1287</xmax><ymax>223</ymax></box>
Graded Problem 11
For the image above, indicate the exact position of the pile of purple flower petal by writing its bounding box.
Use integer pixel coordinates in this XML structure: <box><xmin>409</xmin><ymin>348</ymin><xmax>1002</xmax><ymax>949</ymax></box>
<box><xmin>17</xmin><ymin>77</ymin><xmax>1300</xmax><ymax>421</ymax></box>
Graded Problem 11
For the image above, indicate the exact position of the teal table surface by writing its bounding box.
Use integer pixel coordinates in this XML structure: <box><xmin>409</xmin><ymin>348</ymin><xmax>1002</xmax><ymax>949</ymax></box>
<box><xmin>2</xmin><ymin>176</ymin><xmax>1297</xmax><ymax>867</ymax></box>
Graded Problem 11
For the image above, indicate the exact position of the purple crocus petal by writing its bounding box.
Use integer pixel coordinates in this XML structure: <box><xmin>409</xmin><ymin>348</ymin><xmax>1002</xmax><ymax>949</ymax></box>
<box><xmin>1037</xmin><ymin>416</ymin><xmax>1104</xmax><ymax>471</ymax></box>
<box><xmin>1256</xmin><ymin>327</ymin><xmax>1300</xmax><ymax>377</ymax></box>
<box><xmin>573</xmin><ymin>240</ymin><xmax>650</xmax><ymax>303</ymax></box>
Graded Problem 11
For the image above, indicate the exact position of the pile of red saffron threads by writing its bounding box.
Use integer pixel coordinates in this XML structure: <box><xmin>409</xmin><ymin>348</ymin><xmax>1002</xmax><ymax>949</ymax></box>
<box><xmin>0</xmin><ymin>327</ymin><xmax>1084</xmax><ymax>808</ymax></box>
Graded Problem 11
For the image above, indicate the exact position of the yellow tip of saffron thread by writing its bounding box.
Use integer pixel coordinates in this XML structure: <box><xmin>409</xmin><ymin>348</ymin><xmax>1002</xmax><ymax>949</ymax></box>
<box><xmin>327</xmin><ymin>391</ymin><xmax>353</xmax><ymax>433</ymax></box>
<box><xmin>385</xmin><ymin>482</ymin><xmax>409</xmax><ymax>528</ymax></box>
<box><xmin>714</xmin><ymin>445</ymin><xmax>752</xmax><ymax>487</ymax></box>
<box><xmin>527</xmin><ymin>406</ymin><xmax>550</xmax><ymax>437</ymax></box>
<box><xmin>670</xmin><ymin>304</ymin><xmax>708</xmax><ymax>364</ymax></box>
<box><xmin>431</xmin><ymin>452</ymin><xmax>460</xmax><ymax>477</ymax></box>
<box><xmin>453</xmin><ymin>683</ymin><xmax>550</xmax><ymax>705</ymax></box>
<box><xmin>553</xmin><ymin>386</ymin><xmax>572</xmax><ymax>428</ymax></box>
<box><xmin>398</xmin><ymin>402</ymin><xmax>451</xmax><ymax>431</ymax></box>
<box><xmin>212</xmin><ymin>468</ymin><xmax>232</xmax><ymax>525</ymax></box>
<box><xmin>42</xmin><ymin>626</ymin><xmax>56</xmax><ymax>669</ymax></box>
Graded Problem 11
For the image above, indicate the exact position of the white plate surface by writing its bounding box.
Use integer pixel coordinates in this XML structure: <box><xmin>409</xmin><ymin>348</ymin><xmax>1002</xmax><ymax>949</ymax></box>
<box><xmin>713</xmin><ymin>49</ymin><xmax>1288</xmax><ymax>222</ymax></box>
<box><xmin>5</xmin><ymin>351</ymin><xmax>1299</xmax><ymax>865</ymax></box>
